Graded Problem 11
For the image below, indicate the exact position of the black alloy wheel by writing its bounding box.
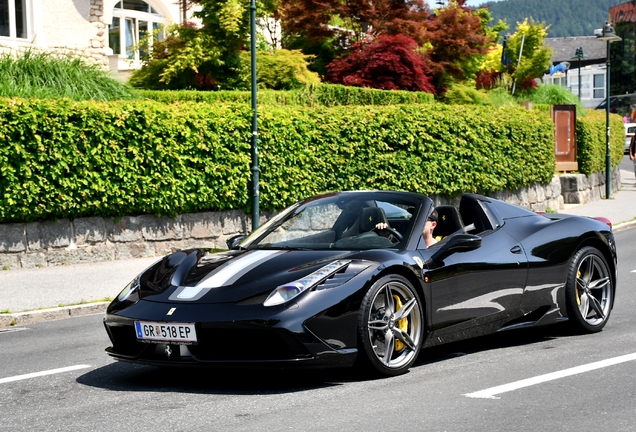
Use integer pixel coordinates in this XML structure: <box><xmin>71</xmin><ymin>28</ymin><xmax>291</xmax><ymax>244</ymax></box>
<box><xmin>565</xmin><ymin>246</ymin><xmax>614</xmax><ymax>333</ymax></box>
<box><xmin>357</xmin><ymin>274</ymin><xmax>424</xmax><ymax>376</ymax></box>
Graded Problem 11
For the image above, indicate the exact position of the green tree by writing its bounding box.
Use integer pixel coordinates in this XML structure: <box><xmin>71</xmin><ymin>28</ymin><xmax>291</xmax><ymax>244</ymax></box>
<box><xmin>130</xmin><ymin>0</ymin><xmax>318</xmax><ymax>90</ymax></box>
<box><xmin>129</xmin><ymin>22</ymin><xmax>226</xmax><ymax>90</ymax></box>
<box><xmin>279</xmin><ymin>0</ymin><xmax>429</xmax><ymax>76</ymax></box>
<box><xmin>505</xmin><ymin>18</ymin><xmax>553</xmax><ymax>90</ymax></box>
<box><xmin>424</xmin><ymin>0</ymin><xmax>503</xmax><ymax>93</ymax></box>
<box><xmin>249</xmin><ymin>49</ymin><xmax>321</xmax><ymax>89</ymax></box>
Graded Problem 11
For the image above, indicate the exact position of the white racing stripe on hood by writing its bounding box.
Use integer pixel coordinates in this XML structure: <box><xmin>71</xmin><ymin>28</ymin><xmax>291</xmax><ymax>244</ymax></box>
<box><xmin>174</xmin><ymin>250</ymin><xmax>283</xmax><ymax>300</ymax></box>
<box><xmin>198</xmin><ymin>250</ymin><xmax>282</xmax><ymax>288</ymax></box>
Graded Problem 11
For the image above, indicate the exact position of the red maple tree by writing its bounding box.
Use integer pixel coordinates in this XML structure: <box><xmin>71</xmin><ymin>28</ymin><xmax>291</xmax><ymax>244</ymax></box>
<box><xmin>280</xmin><ymin>0</ymin><xmax>429</xmax><ymax>45</ymax></box>
<box><xmin>425</xmin><ymin>0</ymin><xmax>496</xmax><ymax>87</ymax></box>
<box><xmin>326</xmin><ymin>34</ymin><xmax>435</xmax><ymax>93</ymax></box>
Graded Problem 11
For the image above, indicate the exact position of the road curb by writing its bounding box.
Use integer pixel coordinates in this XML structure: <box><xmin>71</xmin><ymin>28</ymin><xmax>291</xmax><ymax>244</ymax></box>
<box><xmin>613</xmin><ymin>219</ymin><xmax>636</xmax><ymax>232</ymax></box>
<box><xmin>0</xmin><ymin>302</ymin><xmax>108</xmax><ymax>328</ymax></box>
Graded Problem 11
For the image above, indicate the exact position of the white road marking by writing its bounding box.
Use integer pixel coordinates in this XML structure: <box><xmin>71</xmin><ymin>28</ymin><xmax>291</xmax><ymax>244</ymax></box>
<box><xmin>465</xmin><ymin>353</ymin><xmax>636</xmax><ymax>399</ymax></box>
<box><xmin>0</xmin><ymin>364</ymin><xmax>91</xmax><ymax>385</ymax></box>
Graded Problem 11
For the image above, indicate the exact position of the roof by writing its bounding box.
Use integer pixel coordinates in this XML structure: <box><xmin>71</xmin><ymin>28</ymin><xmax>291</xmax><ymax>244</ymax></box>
<box><xmin>544</xmin><ymin>36</ymin><xmax>607</xmax><ymax>66</ymax></box>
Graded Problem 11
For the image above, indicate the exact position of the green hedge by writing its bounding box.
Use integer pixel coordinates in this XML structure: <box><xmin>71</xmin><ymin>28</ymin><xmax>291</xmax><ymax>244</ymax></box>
<box><xmin>0</xmin><ymin>97</ymin><xmax>556</xmax><ymax>223</ymax></box>
<box><xmin>576</xmin><ymin>109</ymin><xmax>625</xmax><ymax>176</ymax></box>
<box><xmin>0</xmin><ymin>98</ymin><xmax>251</xmax><ymax>222</ymax></box>
<box><xmin>258</xmin><ymin>104</ymin><xmax>555</xmax><ymax>209</ymax></box>
<box><xmin>137</xmin><ymin>83</ymin><xmax>434</xmax><ymax>107</ymax></box>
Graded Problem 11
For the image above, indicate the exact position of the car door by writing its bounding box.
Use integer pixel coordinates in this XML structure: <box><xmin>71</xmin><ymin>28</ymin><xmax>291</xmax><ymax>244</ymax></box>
<box><xmin>420</xmin><ymin>227</ymin><xmax>529</xmax><ymax>338</ymax></box>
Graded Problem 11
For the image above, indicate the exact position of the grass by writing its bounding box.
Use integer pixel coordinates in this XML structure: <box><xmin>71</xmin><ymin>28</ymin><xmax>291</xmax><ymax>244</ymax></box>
<box><xmin>0</xmin><ymin>50</ymin><xmax>137</xmax><ymax>101</ymax></box>
<box><xmin>0</xmin><ymin>298</ymin><xmax>113</xmax><ymax>316</ymax></box>
<box><xmin>515</xmin><ymin>84</ymin><xmax>585</xmax><ymax>115</ymax></box>
<box><xmin>49</xmin><ymin>297</ymin><xmax>113</xmax><ymax>310</ymax></box>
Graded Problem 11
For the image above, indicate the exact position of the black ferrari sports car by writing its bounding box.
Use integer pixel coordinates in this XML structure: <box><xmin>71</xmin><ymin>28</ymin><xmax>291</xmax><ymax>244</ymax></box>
<box><xmin>104</xmin><ymin>191</ymin><xmax>617</xmax><ymax>376</ymax></box>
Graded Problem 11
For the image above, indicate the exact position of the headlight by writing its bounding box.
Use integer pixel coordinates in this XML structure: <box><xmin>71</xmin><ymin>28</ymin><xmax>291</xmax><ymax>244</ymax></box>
<box><xmin>117</xmin><ymin>276</ymin><xmax>140</xmax><ymax>303</ymax></box>
<box><xmin>264</xmin><ymin>260</ymin><xmax>350</xmax><ymax>307</ymax></box>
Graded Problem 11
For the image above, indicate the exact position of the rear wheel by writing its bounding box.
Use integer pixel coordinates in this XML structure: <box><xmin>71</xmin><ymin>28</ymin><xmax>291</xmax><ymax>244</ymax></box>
<box><xmin>565</xmin><ymin>246</ymin><xmax>613</xmax><ymax>333</ymax></box>
<box><xmin>357</xmin><ymin>274</ymin><xmax>424</xmax><ymax>376</ymax></box>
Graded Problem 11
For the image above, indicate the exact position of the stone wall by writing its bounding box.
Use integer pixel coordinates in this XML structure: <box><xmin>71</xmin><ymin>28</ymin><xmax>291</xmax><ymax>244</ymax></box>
<box><xmin>559</xmin><ymin>166</ymin><xmax>621</xmax><ymax>204</ymax></box>
<box><xmin>427</xmin><ymin>175</ymin><xmax>564</xmax><ymax>213</ymax></box>
<box><xmin>0</xmin><ymin>211</ymin><xmax>274</xmax><ymax>270</ymax></box>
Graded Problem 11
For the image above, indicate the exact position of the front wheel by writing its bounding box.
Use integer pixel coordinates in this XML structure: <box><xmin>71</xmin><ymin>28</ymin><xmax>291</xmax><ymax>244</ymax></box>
<box><xmin>565</xmin><ymin>246</ymin><xmax>614</xmax><ymax>333</ymax></box>
<box><xmin>357</xmin><ymin>274</ymin><xmax>424</xmax><ymax>376</ymax></box>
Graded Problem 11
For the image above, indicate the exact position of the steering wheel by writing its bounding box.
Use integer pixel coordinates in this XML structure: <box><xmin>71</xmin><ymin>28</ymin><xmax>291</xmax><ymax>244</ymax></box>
<box><xmin>374</xmin><ymin>226</ymin><xmax>403</xmax><ymax>241</ymax></box>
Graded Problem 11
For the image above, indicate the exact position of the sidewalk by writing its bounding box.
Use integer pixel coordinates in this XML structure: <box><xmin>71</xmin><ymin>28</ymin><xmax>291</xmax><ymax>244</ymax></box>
<box><xmin>2</xmin><ymin>170</ymin><xmax>636</xmax><ymax>327</ymax></box>
<box><xmin>0</xmin><ymin>257</ymin><xmax>158</xmax><ymax>326</ymax></box>
<box><xmin>559</xmin><ymin>169</ymin><xmax>636</xmax><ymax>231</ymax></box>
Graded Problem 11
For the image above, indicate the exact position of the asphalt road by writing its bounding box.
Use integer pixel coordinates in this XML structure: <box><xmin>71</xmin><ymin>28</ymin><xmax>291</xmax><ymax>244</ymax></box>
<box><xmin>1</xmin><ymin>228</ymin><xmax>635</xmax><ymax>432</ymax></box>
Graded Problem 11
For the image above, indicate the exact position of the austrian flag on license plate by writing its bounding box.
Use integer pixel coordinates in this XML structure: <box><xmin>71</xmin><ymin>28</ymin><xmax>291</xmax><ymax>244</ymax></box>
<box><xmin>134</xmin><ymin>321</ymin><xmax>198</xmax><ymax>344</ymax></box>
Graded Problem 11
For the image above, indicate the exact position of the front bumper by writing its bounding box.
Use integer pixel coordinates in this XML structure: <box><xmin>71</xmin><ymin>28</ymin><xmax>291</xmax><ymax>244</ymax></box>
<box><xmin>103</xmin><ymin>300</ymin><xmax>359</xmax><ymax>369</ymax></box>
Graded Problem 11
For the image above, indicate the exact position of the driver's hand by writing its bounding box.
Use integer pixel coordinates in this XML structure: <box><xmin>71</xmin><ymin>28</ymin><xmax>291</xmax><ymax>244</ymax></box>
<box><xmin>375</xmin><ymin>222</ymin><xmax>388</xmax><ymax>230</ymax></box>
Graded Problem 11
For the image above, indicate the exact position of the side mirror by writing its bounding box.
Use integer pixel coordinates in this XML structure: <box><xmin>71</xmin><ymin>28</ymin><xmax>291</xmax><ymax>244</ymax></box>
<box><xmin>429</xmin><ymin>234</ymin><xmax>481</xmax><ymax>265</ymax></box>
<box><xmin>226</xmin><ymin>234</ymin><xmax>246</xmax><ymax>250</ymax></box>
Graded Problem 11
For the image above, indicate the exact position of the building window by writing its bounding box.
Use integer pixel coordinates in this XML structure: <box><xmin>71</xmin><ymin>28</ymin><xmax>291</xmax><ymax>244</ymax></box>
<box><xmin>108</xmin><ymin>0</ymin><xmax>165</xmax><ymax>66</ymax></box>
<box><xmin>571</xmin><ymin>75</ymin><xmax>592</xmax><ymax>100</ymax></box>
<box><xmin>572</xmin><ymin>75</ymin><xmax>592</xmax><ymax>99</ymax></box>
<box><xmin>546</xmin><ymin>76</ymin><xmax>567</xmax><ymax>87</ymax></box>
<box><xmin>0</xmin><ymin>0</ymin><xmax>29</xmax><ymax>39</ymax></box>
<box><xmin>593</xmin><ymin>74</ymin><xmax>605</xmax><ymax>99</ymax></box>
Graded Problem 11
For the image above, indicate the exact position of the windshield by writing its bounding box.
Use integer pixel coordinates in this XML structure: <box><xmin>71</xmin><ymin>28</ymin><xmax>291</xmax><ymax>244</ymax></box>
<box><xmin>239</xmin><ymin>192</ymin><xmax>422</xmax><ymax>251</ymax></box>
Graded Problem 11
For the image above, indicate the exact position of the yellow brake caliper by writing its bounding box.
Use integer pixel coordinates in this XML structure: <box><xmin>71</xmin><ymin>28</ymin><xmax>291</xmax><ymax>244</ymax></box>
<box><xmin>576</xmin><ymin>270</ymin><xmax>581</xmax><ymax>306</ymax></box>
<box><xmin>392</xmin><ymin>295</ymin><xmax>409</xmax><ymax>351</ymax></box>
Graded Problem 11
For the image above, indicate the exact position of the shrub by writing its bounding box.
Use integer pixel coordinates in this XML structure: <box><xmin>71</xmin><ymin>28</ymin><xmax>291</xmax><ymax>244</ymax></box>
<box><xmin>128</xmin><ymin>22</ymin><xmax>228</xmax><ymax>90</ymax></box>
<box><xmin>0</xmin><ymin>50</ymin><xmax>136</xmax><ymax>101</ymax></box>
<box><xmin>518</xmin><ymin>84</ymin><xmax>584</xmax><ymax>115</ymax></box>
<box><xmin>485</xmin><ymin>87</ymin><xmax>517</xmax><ymax>106</ymax></box>
<box><xmin>326</xmin><ymin>35</ymin><xmax>436</xmax><ymax>93</ymax></box>
<box><xmin>249</xmin><ymin>49</ymin><xmax>321</xmax><ymax>90</ymax></box>
<box><xmin>444</xmin><ymin>83</ymin><xmax>491</xmax><ymax>105</ymax></box>
<box><xmin>137</xmin><ymin>83</ymin><xmax>434</xmax><ymax>106</ymax></box>
<box><xmin>0</xmin><ymin>97</ymin><xmax>555</xmax><ymax>222</ymax></box>
<box><xmin>576</xmin><ymin>109</ymin><xmax>624</xmax><ymax>175</ymax></box>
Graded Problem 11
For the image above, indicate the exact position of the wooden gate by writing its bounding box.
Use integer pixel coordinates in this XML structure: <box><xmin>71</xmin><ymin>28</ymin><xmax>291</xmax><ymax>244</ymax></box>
<box><xmin>551</xmin><ymin>105</ymin><xmax>577</xmax><ymax>171</ymax></box>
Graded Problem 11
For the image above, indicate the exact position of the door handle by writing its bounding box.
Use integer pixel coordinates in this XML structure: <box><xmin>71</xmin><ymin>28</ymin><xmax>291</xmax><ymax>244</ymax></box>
<box><xmin>510</xmin><ymin>245</ymin><xmax>522</xmax><ymax>254</ymax></box>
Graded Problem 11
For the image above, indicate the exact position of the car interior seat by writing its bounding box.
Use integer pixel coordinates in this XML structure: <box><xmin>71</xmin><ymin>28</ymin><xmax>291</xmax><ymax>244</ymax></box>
<box><xmin>459</xmin><ymin>195</ymin><xmax>493</xmax><ymax>234</ymax></box>
<box><xmin>359</xmin><ymin>206</ymin><xmax>388</xmax><ymax>233</ymax></box>
<box><xmin>432</xmin><ymin>205</ymin><xmax>464</xmax><ymax>238</ymax></box>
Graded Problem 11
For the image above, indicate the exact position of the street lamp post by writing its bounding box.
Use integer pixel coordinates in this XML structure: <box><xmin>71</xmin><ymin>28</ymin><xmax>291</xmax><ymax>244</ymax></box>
<box><xmin>571</xmin><ymin>47</ymin><xmax>588</xmax><ymax>101</ymax></box>
<box><xmin>249</xmin><ymin>0</ymin><xmax>260</xmax><ymax>230</ymax></box>
<box><xmin>596</xmin><ymin>22</ymin><xmax>622</xmax><ymax>200</ymax></box>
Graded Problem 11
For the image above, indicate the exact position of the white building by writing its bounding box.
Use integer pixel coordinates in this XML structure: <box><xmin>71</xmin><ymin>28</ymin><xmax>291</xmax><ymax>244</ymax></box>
<box><xmin>0</xmin><ymin>0</ymin><xmax>196</xmax><ymax>78</ymax></box>
<box><xmin>543</xmin><ymin>36</ymin><xmax>609</xmax><ymax>109</ymax></box>
<box><xmin>543</xmin><ymin>64</ymin><xmax>608</xmax><ymax>109</ymax></box>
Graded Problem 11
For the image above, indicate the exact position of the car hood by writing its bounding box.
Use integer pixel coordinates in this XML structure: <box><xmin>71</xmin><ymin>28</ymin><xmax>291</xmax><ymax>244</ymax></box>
<box><xmin>137</xmin><ymin>248</ymin><xmax>376</xmax><ymax>304</ymax></box>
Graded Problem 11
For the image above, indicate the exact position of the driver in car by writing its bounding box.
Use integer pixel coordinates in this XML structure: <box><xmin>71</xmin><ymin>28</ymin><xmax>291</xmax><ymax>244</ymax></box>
<box><xmin>376</xmin><ymin>209</ymin><xmax>438</xmax><ymax>248</ymax></box>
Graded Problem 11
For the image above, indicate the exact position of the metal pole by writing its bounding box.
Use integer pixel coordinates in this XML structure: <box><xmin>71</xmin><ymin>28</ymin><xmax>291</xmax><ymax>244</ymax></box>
<box><xmin>250</xmin><ymin>0</ymin><xmax>260</xmax><ymax>230</ymax></box>
<box><xmin>605</xmin><ymin>40</ymin><xmax>611</xmax><ymax>199</ymax></box>
<box><xmin>578</xmin><ymin>58</ymin><xmax>582</xmax><ymax>101</ymax></box>
<box><xmin>511</xmin><ymin>34</ymin><xmax>525</xmax><ymax>95</ymax></box>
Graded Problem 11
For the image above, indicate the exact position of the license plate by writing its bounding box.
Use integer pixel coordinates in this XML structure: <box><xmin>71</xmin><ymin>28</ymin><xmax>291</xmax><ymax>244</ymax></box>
<box><xmin>134</xmin><ymin>321</ymin><xmax>197</xmax><ymax>344</ymax></box>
